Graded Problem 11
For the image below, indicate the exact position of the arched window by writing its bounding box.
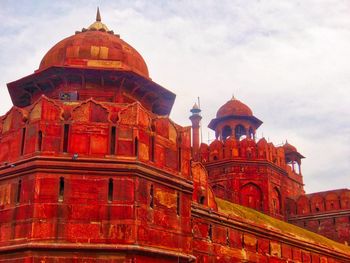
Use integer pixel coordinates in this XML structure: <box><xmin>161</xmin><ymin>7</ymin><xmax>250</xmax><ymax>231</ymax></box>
<box><xmin>235</xmin><ymin>125</ymin><xmax>246</xmax><ymax>140</ymax></box>
<box><xmin>108</xmin><ymin>178</ymin><xmax>113</xmax><ymax>202</ymax></box>
<box><xmin>58</xmin><ymin>177</ymin><xmax>64</xmax><ymax>202</ymax></box>
<box><xmin>110</xmin><ymin>126</ymin><xmax>116</xmax><ymax>155</ymax></box>
<box><xmin>208</xmin><ymin>224</ymin><xmax>212</xmax><ymax>241</ymax></box>
<box><xmin>272</xmin><ymin>187</ymin><xmax>282</xmax><ymax>214</ymax></box>
<box><xmin>176</xmin><ymin>192</ymin><xmax>180</xmax><ymax>216</ymax></box>
<box><xmin>16</xmin><ymin>179</ymin><xmax>22</xmax><ymax>204</ymax></box>
<box><xmin>222</xmin><ymin>125</ymin><xmax>232</xmax><ymax>140</ymax></box>
<box><xmin>248</xmin><ymin>127</ymin><xmax>254</xmax><ymax>139</ymax></box>
<box><xmin>63</xmin><ymin>124</ymin><xmax>70</xmax><ymax>153</ymax></box>
<box><xmin>239</xmin><ymin>183</ymin><xmax>262</xmax><ymax>211</ymax></box>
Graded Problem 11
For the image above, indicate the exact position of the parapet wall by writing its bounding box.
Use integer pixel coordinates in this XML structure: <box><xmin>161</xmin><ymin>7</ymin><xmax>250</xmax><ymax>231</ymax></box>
<box><xmin>287</xmin><ymin>189</ymin><xmax>350</xmax><ymax>244</ymax></box>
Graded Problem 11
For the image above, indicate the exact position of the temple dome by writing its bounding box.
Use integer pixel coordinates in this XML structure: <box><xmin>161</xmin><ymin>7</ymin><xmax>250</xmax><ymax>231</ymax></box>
<box><xmin>216</xmin><ymin>97</ymin><xmax>253</xmax><ymax>118</ymax></box>
<box><xmin>38</xmin><ymin>9</ymin><xmax>149</xmax><ymax>79</ymax></box>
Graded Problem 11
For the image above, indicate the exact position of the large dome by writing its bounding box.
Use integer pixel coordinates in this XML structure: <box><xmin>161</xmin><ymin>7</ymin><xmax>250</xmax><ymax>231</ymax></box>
<box><xmin>38</xmin><ymin>11</ymin><xmax>149</xmax><ymax>79</ymax></box>
<box><xmin>216</xmin><ymin>97</ymin><xmax>253</xmax><ymax>118</ymax></box>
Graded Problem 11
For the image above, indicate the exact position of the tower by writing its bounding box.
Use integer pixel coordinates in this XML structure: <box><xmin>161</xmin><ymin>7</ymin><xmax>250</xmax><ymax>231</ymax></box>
<box><xmin>208</xmin><ymin>96</ymin><xmax>262</xmax><ymax>141</ymax></box>
<box><xmin>202</xmin><ymin>97</ymin><xmax>305</xmax><ymax>220</ymax></box>
<box><xmin>0</xmin><ymin>9</ymin><xmax>350</xmax><ymax>263</ymax></box>
<box><xmin>189</xmin><ymin>103</ymin><xmax>202</xmax><ymax>161</ymax></box>
<box><xmin>0</xmin><ymin>10</ymin><xmax>193</xmax><ymax>262</ymax></box>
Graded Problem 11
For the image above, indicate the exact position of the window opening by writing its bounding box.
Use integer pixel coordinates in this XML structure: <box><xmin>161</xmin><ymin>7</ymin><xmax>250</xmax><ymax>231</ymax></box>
<box><xmin>176</xmin><ymin>192</ymin><xmax>180</xmax><ymax>216</ymax></box>
<box><xmin>38</xmin><ymin>130</ymin><xmax>43</xmax><ymax>151</ymax></box>
<box><xmin>108</xmin><ymin>178</ymin><xmax>113</xmax><ymax>202</ymax></box>
<box><xmin>178</xmin><ymin>147</ymin><xmax>182</xmax><ymax>172</ymax></box>
<box><xmin>63</xmin><ymin>124</ymin><xmax>70</xmax><ymax>153</ymax></box>
<box><xmin>20</xmin><ymin>127</ymin><xmax>26</xmax><ymax>155</ymax></box>
<box><xmin>110</xmin><ymin>126</ymin><xmax>116</xmax><ymax>155</ymax></box>
<box><xmin>222</xmin><ymin>125</ymin><xmax>232</xmax><ymax>140</ymax></box>
<box><xmin>150</xmin><ymin>184</ymin><xmax>154</xmax><ymax>208</ymax></box>
<box><xmin>58</xmin><ymin>177</ymin><xmax>64</xmax><ymax>202</ymax></box>
<box><xmin>235</xmin><ymin>125</ymin><xmax>246</xmax><ymax>140</ymax></box>
<box><xmin>16</xmin><ymin>179</ymin><xmax>22</xmax><ymax>204</ymax></box>
<box><xmin>208</xmin><ymin>224</ymin><xmax>212</xmax><ymax>241</ymax></box>
<box><xmin>134</xmin><ymin>137</ymin><xmax>138</xmax><ymax>158</ymax></box>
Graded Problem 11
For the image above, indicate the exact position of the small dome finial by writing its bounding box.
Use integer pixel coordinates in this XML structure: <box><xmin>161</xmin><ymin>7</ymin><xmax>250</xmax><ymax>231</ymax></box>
<box><xmin>86</xmin><ymin>7</ymin><xmax>110</xmax><ymax>32</ymax></box>
<box><xmin>190</xmin><ymin>102</ymin><xmax>201</xmax><ymax>115</ymax></box>
<box><xmin>96</xmin><ymin>7</ymin><xmax>101</xmax><ymax>22</ymax></box>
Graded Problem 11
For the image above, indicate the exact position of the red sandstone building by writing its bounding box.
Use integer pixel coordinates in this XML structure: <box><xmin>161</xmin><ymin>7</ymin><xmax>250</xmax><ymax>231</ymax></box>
<box><xmin>0</xmin><ymin>11</ymin><xmax>350</xmax><ymax>262</ymax></box>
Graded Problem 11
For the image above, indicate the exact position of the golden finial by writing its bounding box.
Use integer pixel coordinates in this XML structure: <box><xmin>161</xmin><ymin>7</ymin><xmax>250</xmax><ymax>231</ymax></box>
<box><xmin>87</xmin><ymin>7</ymin><xmax>109</xmax><ymax>32</ymax></box>
<box><xmin>96</xmin><ymin>7</ymin><xmax>101</xmax><ymax>22</ymax></box>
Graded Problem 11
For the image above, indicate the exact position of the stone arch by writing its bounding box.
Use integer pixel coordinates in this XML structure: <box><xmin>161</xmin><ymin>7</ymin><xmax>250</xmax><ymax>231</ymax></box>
<box><xmin>297</xmin><ymin>196</ymin><xmax>310</xmax><ymax>215</ymax></box>
<box><xmin>72</xmin><ymin>99</ymin><xmax>109</xmax><ymax>123</ymax></box>
<box><xmin>340</xmin><ymin>190</ymin><xmax>350</xmax><ymax>209</ymax></box>
<box><xmin>248</xmin><ymin>127</ymin><xmax>254</xmax><ymax>139</ymax></box>
<box><xmin>222</xmin><ymin>125</ymin><xmax>232</xmax><ymax>141</ymax></box>
<box><xmin>2</xmin><ymin>107</ymin><xmax>27</xmax><ymax>134</ymax></box>
<box><xmin>234</xmin><ymin>124</ymin><xmax>246</xmax><ymax>140</ymax></box>
<box><xmin>239</xmin><ymin>183</ymin><xmax>263</xmax><ymax>211</ymax></box>
<box><xmin>310</xmin><ymin>194</ymin><xmax>325</xmax><ymax>213</ymax></box>
<box><xmin>257</xmin><ymin>138</ymin><xmax>268</xmax><ymax>158</ymax></box>
<box><xmin>209</xmin><ymin>139</ymin><xmax>223</xmax><ymax>161</ymax></box>
<box><xmin>271</xmin><ymin>187</ymin><xmax>282</xmax><ymax>214</ymax></box>
<box><xmin>286</xmin><ymin>198</ymin><xmax>297</xmax><ymax>216</ymax></box>
<box><xmin>29</xmin><ymin>95</ymin><xmax>64</xmax><ymax>122</ymax></box>
<box><xmin>223</xmin><ymin>136</ymin><xmax>238</xmax><ymax>158</ymax></box>
<box><xmin>240</xmin><ymin>138</ymin><xmax>256</xmax><ymax>159</ymax></box>
<box><xmin>325</xmin><ymin>192</ymin><xmax>340</xmax><ymax>211</ymax></box>
<box><xmin>199</xmin><ymin>143</ymin><xmax>209</xmax><ymax>162</ymax></box>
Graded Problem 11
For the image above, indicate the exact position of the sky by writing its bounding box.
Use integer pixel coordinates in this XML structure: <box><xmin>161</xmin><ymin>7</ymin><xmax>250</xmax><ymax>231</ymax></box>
<box><xmin>0</xmin><ymin>0</ymin><xmax>349</xmax><ymax>193</ymax></box>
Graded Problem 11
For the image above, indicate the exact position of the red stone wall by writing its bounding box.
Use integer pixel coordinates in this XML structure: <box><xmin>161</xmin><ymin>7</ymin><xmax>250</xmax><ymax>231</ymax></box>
<box><xmin>191</xmin><ymin>209</ymin><xmax>349</xmax><ymax>263</ymax></box>
<box><xmin>288</xmin><ymin>190</ymin><xmax>350</xmax><ymax>244</ymax></box>
<box><xmin>1</xmin><ymin>66</ymin><xmax>349</xmax><ymax>262</ymax></box>
<box><xmin>200</xmin><ymin>136</ymin><xmax>304</xmax><ymax>219</ymax></box>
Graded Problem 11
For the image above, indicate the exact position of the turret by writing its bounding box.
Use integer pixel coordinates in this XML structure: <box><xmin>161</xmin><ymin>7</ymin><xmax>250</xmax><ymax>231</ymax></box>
<box><xmin>208</xmin><ymin>97</ymin><xmax>262</xmax><ymax>141</ymax></box>
<box><xmin>189</xmin><ymin>103</ymin><xmax>202</xmax><ymax>160</ymax></box>
<box><xmin>283</xmin><ymin>141</ymin><xmax>305</xmax><ymax>174</ymax></box>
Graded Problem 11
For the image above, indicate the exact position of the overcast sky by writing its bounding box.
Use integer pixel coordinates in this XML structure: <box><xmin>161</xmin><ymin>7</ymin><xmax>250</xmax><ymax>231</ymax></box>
<box><xmin>0</xmin><ymin>0</ymin><xmax>349</xmax><ymax>193</ymax></box>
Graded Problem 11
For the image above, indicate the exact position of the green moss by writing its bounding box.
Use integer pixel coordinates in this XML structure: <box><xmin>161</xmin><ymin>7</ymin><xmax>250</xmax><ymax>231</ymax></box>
<box><xmin>215</xmin><ymin>198</ymin><xmax>350</xmax><ymax>254</ymax></box>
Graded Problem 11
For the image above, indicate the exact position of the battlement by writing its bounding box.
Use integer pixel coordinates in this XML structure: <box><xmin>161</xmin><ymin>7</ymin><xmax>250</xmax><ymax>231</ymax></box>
<box><xmin>0</xmin><ymin>95</ymin><xmax>191</xmax><ymax>179</ymax></box>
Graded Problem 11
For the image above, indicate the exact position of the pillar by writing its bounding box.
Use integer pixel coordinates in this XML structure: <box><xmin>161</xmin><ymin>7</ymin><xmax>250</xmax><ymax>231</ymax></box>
<box><xmin>189</xmin><ymin>103</ymin><xmax>202</xmax><ymax>161</ymax></box>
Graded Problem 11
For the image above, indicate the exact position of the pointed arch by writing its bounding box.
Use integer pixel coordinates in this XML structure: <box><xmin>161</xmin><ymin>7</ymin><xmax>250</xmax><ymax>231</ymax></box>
<box><xmin>271</xmin><ymin>187</ymin><xmax>282</xmax><ymax>214</ymax></box>
<box><xmin>239</xmin><ymin>183</ymin><xmax>262</xmax><ymax>211</ymax></box>
<box><xmin>71</xmin><ymin>98</ymin><xmax>110</xmax><ymax>123</ymax></box>
<box><xmin>235</xmin><ymin>124</ymin><xmax>246</xmax><ymax>140</ymax></box>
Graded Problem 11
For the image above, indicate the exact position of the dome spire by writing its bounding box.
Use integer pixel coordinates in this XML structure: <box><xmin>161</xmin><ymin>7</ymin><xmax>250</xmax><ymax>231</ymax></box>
<box><xmin>96</xmin><ymin>7</ymin><xmax>101</xmax><ymax>22</ymax></box>
<box><xmin>87</xmin><ymin>7</ymin><xmax>110</xmax><ymax>32</ymax></box>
